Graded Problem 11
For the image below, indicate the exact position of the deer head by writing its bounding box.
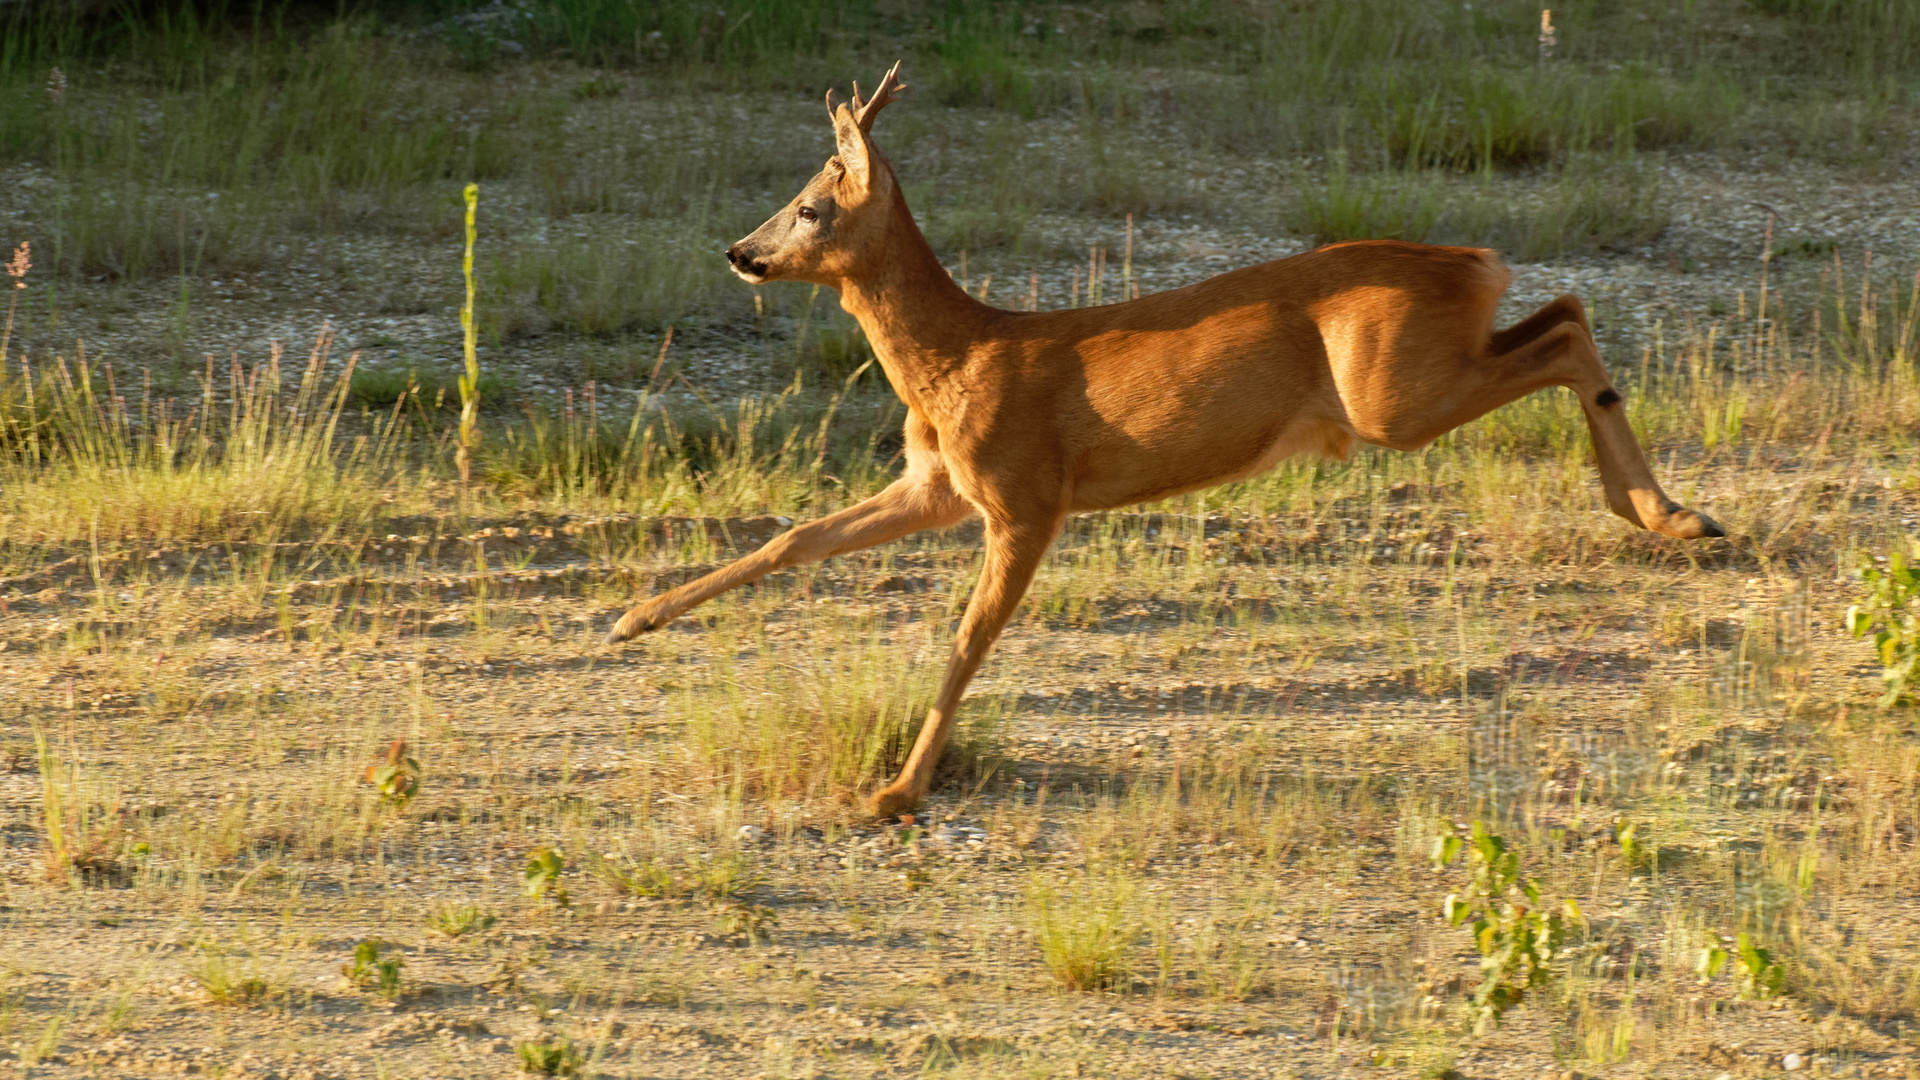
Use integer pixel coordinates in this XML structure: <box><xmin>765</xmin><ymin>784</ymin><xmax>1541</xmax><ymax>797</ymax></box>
<box><xmin>725</xmin><ymin>62</ymin><xmax>908</xmax><ymax>286</ymax></box>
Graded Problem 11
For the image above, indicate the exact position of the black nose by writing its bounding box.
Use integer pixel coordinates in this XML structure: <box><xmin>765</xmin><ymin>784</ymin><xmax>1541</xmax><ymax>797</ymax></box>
<box><xmin>726</xmin><ymin>244</ymin><xmax>768</xmax><ymax>277</ymax></box>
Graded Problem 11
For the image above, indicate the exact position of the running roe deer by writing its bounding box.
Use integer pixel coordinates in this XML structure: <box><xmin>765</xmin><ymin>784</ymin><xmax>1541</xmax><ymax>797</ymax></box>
<box><xmin>608</xmin><ymin>62</ymin><xmax>1723</xmax><ymax>816</ymax></box>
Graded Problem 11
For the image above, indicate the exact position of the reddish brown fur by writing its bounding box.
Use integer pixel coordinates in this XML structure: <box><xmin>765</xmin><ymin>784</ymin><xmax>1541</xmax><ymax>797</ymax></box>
<box><xmin>609</xmin><ymin>63</ymin><xmax>1723</xmax><ymax>816</ymax></box>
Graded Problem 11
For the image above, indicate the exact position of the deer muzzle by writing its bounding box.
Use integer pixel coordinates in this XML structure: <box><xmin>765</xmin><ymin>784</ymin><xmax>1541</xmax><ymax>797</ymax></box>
<box><xmin>726</xmin><ymin>242</ymin><xmax>770</xmax><ymax>281</ymax></box>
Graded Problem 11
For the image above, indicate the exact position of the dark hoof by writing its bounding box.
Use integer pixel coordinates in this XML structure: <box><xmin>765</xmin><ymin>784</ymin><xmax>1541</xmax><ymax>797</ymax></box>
<box><xmin>1672</xmin><ymin>508</ymin><xmax>1726</xmax><ymax>540</ymax></box>
<box><xmin>1649</xmin><ymin>506</ymin><xmax>1725</xmax><ymax>541</ymax></box>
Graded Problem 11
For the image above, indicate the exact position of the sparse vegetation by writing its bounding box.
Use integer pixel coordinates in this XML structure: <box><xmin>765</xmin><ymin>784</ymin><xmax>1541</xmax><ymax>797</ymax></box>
<box><xmin>523</xmin><ymin>846</ymin><xmax>570</xmax><ymax>908</ymax></box>
<box><xmin>188</xmin><ymin>945</ymin><xmax>280</xmax><ymax>1008</ymax></box>
<box><xmin>1848</xmin><ymin>547</ymin><xmax>1920</xmax><ymax>705</ymax></box>
<box><xmin>427</xmin><ymin>901</ymin><xmax>498</xmax><ymax>938</ymax></box>
<box><xmin>516</xmin><ymin>1036</ymin><xmax>584</xmax><ymax>1076</ymax></box>
<box><xmin>1029</xmin><ymin>866</ymin><xmax>1139</xmax><ymax>992</ymax></box>
<box><xmin>32</xmin><ymin>726</ymin><xmax>122</xmax><ymax>883</ymax></box>
<box><xmin>715</xmin><ymin>902</ymin><xmax>779</xmax><ymax>944</ymax></box>
<box><xmin>1432</xmin><ymin>821</ymin><xmax>1579</xmax><ymax>1033</ymax></box>
<box><xmin>363</xmin><ymin>739</ymin><xmax>422</xmax><ymax>809</ymax></box>
<box><xmin>1</xmin><ymin>0</ymin><xmax>1919</xmax><ymax>1075</ymax></box>
<box><xmin>341</xmin><ymin>939</ymin><xmax>404</xmax><ymax>999</ymax></box>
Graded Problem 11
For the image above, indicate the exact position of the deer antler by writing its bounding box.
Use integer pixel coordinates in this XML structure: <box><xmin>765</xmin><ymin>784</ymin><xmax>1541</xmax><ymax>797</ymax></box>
<box><xmin>849</xmin><ymin>61</ymin><xmax>908</xmax><ymax>133</ymax></box>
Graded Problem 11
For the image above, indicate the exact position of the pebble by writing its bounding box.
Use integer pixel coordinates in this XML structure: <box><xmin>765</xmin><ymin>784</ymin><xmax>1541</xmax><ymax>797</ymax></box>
<box><xmin>1784</xmin><ymin>1053</ymin><xmax>1806</xmax><ymax>1071</ymax></box>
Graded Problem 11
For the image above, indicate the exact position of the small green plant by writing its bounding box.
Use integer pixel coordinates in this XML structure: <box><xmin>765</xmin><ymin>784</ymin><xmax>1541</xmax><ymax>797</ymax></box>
<box><xmin>1697</xmin><ymin>941</ymin><xmax>1727</xmax><ymax>984</ymax></box>
<box><xmin>689</xmin><ymin>851</ymin><xmax>757</xmax><ymax>904</ymax></box>
<box><xmin>524</xmin><ymin>846</ymin><xmax>570</xmax><ymax>907</ymax></box>
<box><xmin>1698</xmin><ymin>932</ymin><xmax>1785</xmax><ymax>999</ymax></box>
<box><xmin>427</xmin><ymin>902</ymin><xmax>498</xmax><ymax>938</ymax></box>
<box><xmin>1847</xmin><ymin>550</ymin><xmax>1920</xmax><ymax>706</ymax></box>
<box><xmin>717</xmin><ymin>902</ymin><xmax>779</xmax><ymax>944</ymax></box>
<box><xmin>572</xmin><ymin>77</ymin><xmax>625</xmax><ymax>100</ymax></box>
<box><xmin>1028</xmin><ymin>868</ymin><xmax>1138</xmax><ymax>992</ymax></box>
<box><xmin>593</xmin><ymin>849</ymin><xmax>757</xmax><ymax>904</ymax></box>
<box><xmin>19</xmin><ymin>1013</ymin><xmax>67</xmax><ymax>1065</ymax></box>
<box><xmin>1733</xmin><ymin>933</ymin><xmax>1786</xmax><ymax>1000</ymax></box>
<box><xmin>341</xmin><ymin>939</ymin><xmax>404</xmax><ymax>998</ymax></box>
<box><xmin>1614</xmin><ymin>821</ymin><xmax>1660</xmax><ymax>874</ymax></box>
<box><xmin>595</xmin><ymin>853</ymin><xmax>679</xmax><ymax>898</ymax></box>
<box><xmin>32</xmin><ymin>726</ymin><xmax>124</xmax><ymax>882</ymax></box>
<box><xmin>363</xmin><ymin>740</ymin><xmax>421</xmax><ymax>808</ymax></box>
<box><xmin>456</xmin><ymin>181</ymin><xmax>482</xmax><ymax>489</ymax></box>
<box><xmin>1433</xmin><ymin>821</ymin><xmax>1580</xmax><ymax>1033</ymax></box>
<box><xmin>1577</xmin><ymin>996</ymin><xmax>1636</xmax><ymax>1065</ymax></box>
<box><xmin>189</xmin><ymin>949</ymin><xmax>275</xmax><ymax>1007</ymax></box>
<box><xmin>516</xmin><ymin>1036</ymin><xmax>584</xmax><ymax>1075</ymax></box>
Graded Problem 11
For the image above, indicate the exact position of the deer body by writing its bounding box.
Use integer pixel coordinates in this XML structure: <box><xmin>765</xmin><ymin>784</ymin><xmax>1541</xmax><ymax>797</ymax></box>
<box><xmin>609</xmin><ymin>64</ymin><xmax>1724</xmax><ymax>816</ymax></box>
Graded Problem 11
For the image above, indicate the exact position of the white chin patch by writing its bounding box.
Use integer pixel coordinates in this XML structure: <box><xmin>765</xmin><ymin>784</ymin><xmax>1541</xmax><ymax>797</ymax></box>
<box><xmin>731</xmin><ymin>267</ymin><xmax>767</xmax><ymax>284</ymax></box>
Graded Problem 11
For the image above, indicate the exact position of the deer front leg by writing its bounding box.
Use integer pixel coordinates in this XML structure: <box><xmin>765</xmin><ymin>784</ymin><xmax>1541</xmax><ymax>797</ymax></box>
<box><xmin>867</xmin><ymin>509</ymin><xmax>1065</xmax><ymax>818</ymax></box>
<box><xmin>605</xmin><ymin>475</ymin><xmax>971</xmax><ymax>641</ymax></box>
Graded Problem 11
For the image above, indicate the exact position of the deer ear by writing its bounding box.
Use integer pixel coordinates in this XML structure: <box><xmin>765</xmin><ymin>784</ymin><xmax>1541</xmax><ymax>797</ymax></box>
<box><xmin>831</xmin><ymin>103</ymin><xmax>874</xmax><ymax>194</ymax></box>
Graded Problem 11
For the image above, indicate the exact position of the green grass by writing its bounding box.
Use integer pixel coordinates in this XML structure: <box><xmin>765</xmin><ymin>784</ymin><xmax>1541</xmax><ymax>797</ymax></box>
<box><xmin>0</xmin><ymin>19</ymin><xmax>1917</xmax><ymax>1070</ymax></box>
<box><xmin>0</xmin><ymin>329</ymin><xmax>907</xmax><ymax>550</ymax></box>
<box><xmin>350</xmin><ymin>365</ymin><xmax>509</xmax><ymax>408</ymax></box>
<box><xmin>672</xmin><ymin>617</ymin><xmax>1003</xmax><ymax>808</ymax></box>
<box><xmin>5</xmin><ymin>253</ymin><xmax>1916</xmax><ymax>563</ymax></box>
<box><xmin>0</xmin><ymin>0</ymin><xmax>1914</xmax><ymax>346</ymax></box>
<box><xmin>1287</xmin><ymin>148</ymin><xmax>1667</xmax><ymax>259</ymax></box>
<box><xmin>1029</xmin><ymin>865</ymin><xmax>1139</xmax><ymax>992</ymax></box>
<box><xmin>7</xmin><ymin>258</ymin><xmax>1920</xmax><ymax>1070</ymax></box>
<box><xmin>482</xmin><ymin>223</ymin><xmax>746</xmax><ymax>339</ymax></box>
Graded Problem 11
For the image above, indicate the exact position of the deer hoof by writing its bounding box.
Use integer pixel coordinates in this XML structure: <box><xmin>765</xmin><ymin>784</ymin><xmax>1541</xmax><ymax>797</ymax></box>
<box><xmin>604</xmin><ymin>609</ymin><xmax>664</xmax><ymax>643</ymax></box>
<box><xmin>1655</xmin><ymin>507</ymin><xmax>1725</xmax><ymax>541</ymax></box>
<box><xmin>865</xmin><ymin>784</ymin><xmax>922</xmax><ymax>819</ymax></box>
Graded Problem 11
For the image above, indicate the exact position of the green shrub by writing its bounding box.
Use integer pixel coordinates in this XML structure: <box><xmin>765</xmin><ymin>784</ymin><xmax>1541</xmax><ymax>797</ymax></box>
<box><xmin>1433</xmin><ymin>821</ymin><xmax>1580</xmax><ymax>1033</ymax></box>
<box><xmin>1847</xmin><ymin>549</ymin><xmax>1920</xmax><ymax>706</ymax></box>
<box><xmin>516</xmin><ymin>1036</ymin><xmax>584</xmax><ymax>1076</ymax></box>
<box><xmin>341</xmin><ymin>939</ymin><xmax>404</xmax><ymax>998</ymax></box>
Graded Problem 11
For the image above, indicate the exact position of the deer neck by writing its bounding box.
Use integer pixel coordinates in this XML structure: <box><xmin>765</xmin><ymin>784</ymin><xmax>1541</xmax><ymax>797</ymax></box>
<box><xmin>831</xmin><ymin>186</ymin><xmax>989</xmax><ymax>418</ymax></box>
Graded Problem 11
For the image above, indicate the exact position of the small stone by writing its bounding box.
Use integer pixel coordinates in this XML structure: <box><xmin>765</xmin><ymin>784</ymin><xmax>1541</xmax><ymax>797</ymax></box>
<box><xmin>1784</xmin><ymin>1054</ymin><xmax>1806</xmax><ymax>1071</ymax></box>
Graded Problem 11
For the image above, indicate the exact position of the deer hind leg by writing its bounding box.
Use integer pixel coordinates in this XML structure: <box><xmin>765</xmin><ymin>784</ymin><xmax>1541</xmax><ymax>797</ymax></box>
<box><xmin>867</xmin><ymin>509</ymin><xmax>1065</xmax><ymax>817</ymax></box>
<box><xmin>605</xmin><ymin>474</ymin><xmax>972</xmax><ymax>641</ymax></box>
<box><xmin>1488</xmin><ymin>292</ymin><xmax>1590</xmax><ymax>354</ymax></box>
<box><xmin>1484</xmin><ymin>314</ymin><xmax>1724</xmax><ymax>540</ymax></box>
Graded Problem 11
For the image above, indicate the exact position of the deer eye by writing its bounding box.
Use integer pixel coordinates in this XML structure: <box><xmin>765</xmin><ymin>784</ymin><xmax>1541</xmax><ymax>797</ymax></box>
<box><xmin>797</xmin><ymin>205</ymin><xmax>818</xmax><ymax>223</ymax></box>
